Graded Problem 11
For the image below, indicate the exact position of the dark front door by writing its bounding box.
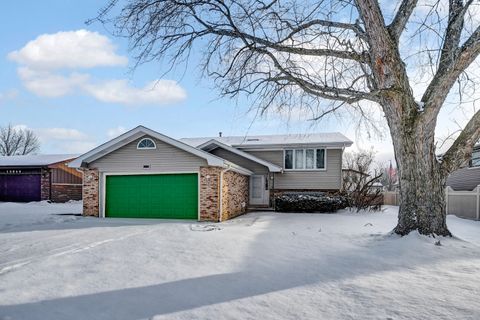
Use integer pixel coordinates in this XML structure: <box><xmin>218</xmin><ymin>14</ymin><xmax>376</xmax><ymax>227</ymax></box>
<box><xmin>0</xmin><ymin>174</ymin><xmax>42</xmax><ymax>202</ymax></box>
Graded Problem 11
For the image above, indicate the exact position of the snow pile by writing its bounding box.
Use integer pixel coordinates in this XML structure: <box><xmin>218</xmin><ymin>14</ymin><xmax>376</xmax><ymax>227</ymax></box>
<box><xmin>0</xmin><ymin>201</ymin><xmax>82</xmax><ymax>231</ymax></box>
<box><xmin>0</xmin><ymin>205</ymin><xmax>479</xmax><ymax>319</ymax></box>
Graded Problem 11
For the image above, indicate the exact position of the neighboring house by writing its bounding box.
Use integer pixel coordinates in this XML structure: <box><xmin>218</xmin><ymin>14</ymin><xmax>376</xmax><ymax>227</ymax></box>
<box><xmin>0</xmin><ymin>154</ymin><xmax>82</xmax><ymax>202</ymax></box>
<box><xmin>370</xmin><ymin>182</ymin><xmax>385</xmax><ymax>193</ymax></box>
<box><xmin>70</xmin><ymin>126</ymin><xmax>352</xmax><ymax>221</ymax></box>
<box><xmin>447</xmin><ymin>145</ymin><xmax>480</xmax><ymax>191</ymax></box>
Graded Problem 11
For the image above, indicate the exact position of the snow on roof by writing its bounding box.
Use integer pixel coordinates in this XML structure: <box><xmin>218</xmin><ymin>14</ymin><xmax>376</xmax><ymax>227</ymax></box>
<box><xmin>181</xmin><ymin>132</ymin><xmax>353</xmax><ymax>148</ymax></box>
<box><xmin>0</xmin><ymin>154</ymin><xmax>79</xmax><ymax>167</ymax></box>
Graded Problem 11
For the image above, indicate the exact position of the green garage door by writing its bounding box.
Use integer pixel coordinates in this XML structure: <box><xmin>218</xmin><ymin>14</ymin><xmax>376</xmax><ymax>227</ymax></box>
<box><xmin>105</xmin><ymin>173</ymin><xmax>198</xmax><ymax>219</ymax></box>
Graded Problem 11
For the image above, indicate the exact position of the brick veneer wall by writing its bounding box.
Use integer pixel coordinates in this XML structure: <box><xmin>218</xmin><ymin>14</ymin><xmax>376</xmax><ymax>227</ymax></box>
<box><xmin>51</xmin><ymin>184</ymin><xmax>82</xmax><ymax>203</ymax></box>
<box><xmin>221</xmin><ymin>170</ymin><xmax>249</xmax><ymax>221</ymax></box>
<box><xmin>200</xmin><ymin>166</ymin><xmax>249</xmax><ymax>222</ymax></box>
<box><xmin>199</xmin><ymin>166</ymin><xmax>222</xmax><ymax>221</ymax></box>
<box><xmin>82</xmin><ymin>168</ymin><xmax>99</xmax><ymax>216</ymax></box>
<box><xmin>40</xmin><ymin>169</ymin><xmax>50</xmax><ymax>201</ymax></box>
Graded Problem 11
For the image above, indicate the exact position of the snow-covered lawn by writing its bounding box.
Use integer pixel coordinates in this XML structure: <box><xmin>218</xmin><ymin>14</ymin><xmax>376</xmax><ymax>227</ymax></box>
<box><xmin>0</xmin><ymin>202</ymin><xmax>479</xmax><ymax>320</ymax></box>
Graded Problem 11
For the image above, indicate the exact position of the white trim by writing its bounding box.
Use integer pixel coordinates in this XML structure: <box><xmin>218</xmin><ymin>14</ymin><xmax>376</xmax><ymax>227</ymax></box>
<box><xmin>69</xmin><ymin>126</ymin><xmax>225</xmax><ymax>168</ymax></box>
<box><xmin>100</xmin><ymin>170</ymin><xmax>200</xmax><ymax>220</ymax></box>
<box><xmin>283</xmin><ymin>148</ymin><xmax>327</xmax><ymax>171</ymax></box>
<box><xmin>198</xmin><ymin>139</ymin><xmax>282</xmax><ymax>172</ymax></box>
<box><xmin>136</xmin><ymin>137</ymin><xmax>157</xmax><ymax>150</ymax></box>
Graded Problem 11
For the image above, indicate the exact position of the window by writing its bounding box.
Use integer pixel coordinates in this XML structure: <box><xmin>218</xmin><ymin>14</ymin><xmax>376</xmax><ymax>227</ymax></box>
<box><xmin>316</xmin><ymin>149</ymin><xmax>325</xmax><ymax>169</ymax></box>
<box><xmin>284</xmin><ymin>148</ymin><xmax>326</xmax><ymax>170</ymax></box>
<box><xmin>285</xmin><ymin>150</ymin><xmax>293</xmax><ymax>169</ymax></box>
<box><xmin>137</xmin><ymin>138</ymin><xmax>156</xmax><ymax>149</ymax></box>
<box><xmin>472</xmin><ymin>149</ymin><xmax>480</xmax><ymax>167</ymax></box>
<box><xmin>305</xmin><ymin>149</ymin><xmax>315</xmax><ymax>169</ymax></box>
<box><xmin>295</xmin><ymin>149</ymin><xmax>304</xmax><ymax>169</ymax></box>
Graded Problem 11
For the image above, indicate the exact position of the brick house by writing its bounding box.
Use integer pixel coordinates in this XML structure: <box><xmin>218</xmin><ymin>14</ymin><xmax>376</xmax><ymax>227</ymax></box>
<box><xmin>0</xmin><ymin>154</ymin><xmax>82</xmax><ymax>202</ymax></box>
<box><xmin>70</xmin><ymin>126</ymin><xmax>352</xmax><ymax>221</ymax></box>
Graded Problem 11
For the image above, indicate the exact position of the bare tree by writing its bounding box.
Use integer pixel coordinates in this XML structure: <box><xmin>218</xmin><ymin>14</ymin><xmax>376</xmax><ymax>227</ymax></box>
<box><xmin>0</xmin><ymin>124</ymin><xmax>40</xmax><ymax>156</ymax></box>
<box><xmin>95</xmin><ymin>0</ymin><xmax>480</xmax><ymax>236</ymax></box>
<box><xmin>342</xmin><ymin>150</ymin><xmax>383</xmax><ymax>211</ymax></box>
<box><xmin>378</xmin><ymin>161</ymin><xmax>398</xmax><ymax>191</ymax></box>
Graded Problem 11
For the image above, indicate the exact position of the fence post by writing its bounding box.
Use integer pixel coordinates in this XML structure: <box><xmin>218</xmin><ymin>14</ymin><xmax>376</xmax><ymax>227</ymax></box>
<box><xmin>476</xmin><ymin>186</ymin><xmax>480</xmax><ymax>221</ymax></box>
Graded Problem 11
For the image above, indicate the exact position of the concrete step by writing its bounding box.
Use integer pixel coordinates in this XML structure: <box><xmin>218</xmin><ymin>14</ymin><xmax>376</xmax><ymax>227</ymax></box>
<box><xmin>248</xmin><ymin>206</ymin><xmax>275</xmax><ymax>212</ymax></box>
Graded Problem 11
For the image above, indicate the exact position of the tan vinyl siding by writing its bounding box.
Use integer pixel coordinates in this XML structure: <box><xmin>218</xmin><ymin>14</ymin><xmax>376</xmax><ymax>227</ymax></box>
<box><xmin>247</xmin><ymin>149</ymin><xmax>343</xmax><ymax>190</ymax></box>
<box><xmin>210</xmin><ymin>148</ymin><xmax>268</xmax><ymax>174</ymax></box>
<box><xmin>89</xmin><ymin>136</ymin><xmax>207</xmax><ymax>172</ymax></box>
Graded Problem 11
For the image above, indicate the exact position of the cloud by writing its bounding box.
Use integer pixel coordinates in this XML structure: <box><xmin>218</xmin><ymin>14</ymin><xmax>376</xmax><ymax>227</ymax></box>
<box><xmin>17</xmin><ymin>67</ymin><xmax>90</xmax><ymax>97</ymax></box>
<box><xmin>0</xmin><ymin>89</ymin><xmax>19</xmax><ymax>104</ymax></box>
<box><xmin>84</xmin><ymin>79</ymin><xmax>187</xmax><ymax>105</ymax></box>
<box><xmin>15</xmin><ymin>125</ymin><xmax>96</xmax><ymax>154</ymax></box>
<box><xmin>8</xmin><ymin>30</ymin><xmax>127</xmax><ymax>70</ymax></box>
<box><xmin>9</xmin><ymin>30</ymin><xmax>187</xmax><ymax>106</ymax></box>
<box><xmin>35</xmin><ymin>128</ymin><xmax>89</xmax><ymax>141</ymax></box>
<box><xmin>107</xmin><ymin>126</ymin><xmax>127</xmax><ymax>138</ymax></box>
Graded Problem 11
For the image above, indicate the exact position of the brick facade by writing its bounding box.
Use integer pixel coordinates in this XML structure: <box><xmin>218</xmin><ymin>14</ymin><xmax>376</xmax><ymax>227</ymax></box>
<box><xmin>40</xmin><ymin>169</ymin><xmax>50</xmax><ymax>201</ymax></box>
<box><xmin>199</xmin><ymin>166</ymin><xmax>249</xmax><ymax>221</ymax></box>
<box><xmin>82</xmin><ymin>168</ymin><xmax>99</xmax><ymax>216</ymax></box>
<box><xmin>199</xmin><ymin>166</ymin><xmax>222</xmax><ymax>221</ymax></box>
<box><xmin>51</xmin><ymin>184</ymin><xmax>82</xmax><ymax>203</ymax></box>
<box><xmin>221</xmin><ymin>170</ymin><xmax>249</xmax><ymax>221</ymax></box>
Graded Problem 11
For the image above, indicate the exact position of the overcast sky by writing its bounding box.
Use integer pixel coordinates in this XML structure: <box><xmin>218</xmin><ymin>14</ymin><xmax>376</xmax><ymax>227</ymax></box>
<box><xmin>0</xmin><ymin>1</ymin><xmax>477</xmax><ymax>167</ymax></box>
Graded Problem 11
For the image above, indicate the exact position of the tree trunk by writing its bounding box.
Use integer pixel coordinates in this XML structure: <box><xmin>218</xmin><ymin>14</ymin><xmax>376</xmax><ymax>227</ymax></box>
<box><xmin>392</xmin><ymin>117</ymin><xmax>452</xmax><ymax>236</ymax></box>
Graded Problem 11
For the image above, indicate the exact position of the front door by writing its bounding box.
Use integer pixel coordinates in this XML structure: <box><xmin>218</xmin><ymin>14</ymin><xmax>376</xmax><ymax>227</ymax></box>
<box><xmin>250</xmin><ymin>175</ymin><xmax>269</xmax><ymax>206</ymax></box>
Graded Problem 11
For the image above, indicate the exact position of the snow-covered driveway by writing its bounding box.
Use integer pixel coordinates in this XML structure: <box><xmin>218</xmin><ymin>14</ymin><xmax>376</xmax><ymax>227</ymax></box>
<box><xmin>0</xmin><ymin>202</ymin><xmax>479</xmax><ymax>320</ymax></box>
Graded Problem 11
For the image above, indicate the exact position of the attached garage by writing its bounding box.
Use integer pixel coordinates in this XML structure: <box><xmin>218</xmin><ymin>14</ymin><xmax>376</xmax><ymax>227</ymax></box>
<box><xmin>105</xmin><ymin>173</ymin><xmax>198</xmax><ymax>219</ymax></box>
<box><xmin>70</xmin><ymin>126</ymin><xmax>252</xmax><ymax>221</ymax></box>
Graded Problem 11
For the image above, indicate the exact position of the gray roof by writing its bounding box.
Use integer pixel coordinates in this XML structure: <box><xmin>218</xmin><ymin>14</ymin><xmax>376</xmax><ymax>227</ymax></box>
<box><xmin>0</xmin><ymin>154</ymin><xmax>79</xmax><ymax>167</ymax></box>
<box><xmin>447</xmin><ymin>166</ymin><xmax>480</xmax><ymax>191</ymax></box>
<box><xmin>181</xmin><ymin>132</ymin><xmax>353</xmax><ymax>148</ymax></box>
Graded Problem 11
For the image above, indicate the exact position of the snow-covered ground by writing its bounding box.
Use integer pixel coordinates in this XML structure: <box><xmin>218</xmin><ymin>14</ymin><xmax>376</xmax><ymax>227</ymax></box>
<box><xmin>0</xmin><ymin>202</ymin><xmax>479</xmax><ymax>320</ymax></box>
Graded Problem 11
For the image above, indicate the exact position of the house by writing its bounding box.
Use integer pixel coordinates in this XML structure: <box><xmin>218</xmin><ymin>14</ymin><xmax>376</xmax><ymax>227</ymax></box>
<box><xmin>69</xmin><ymin>126</ymin><xmax>352</xmax><ymax>221</ymax></box>
<box><xmin>447</xmin><ymin>145</ymin><xmax>480</xmax><ymax>191</ymax></box>
<box><xmin>0</xmin><ymin>154</ymin><xmax>82</xmax><ymax>202</ymax></box>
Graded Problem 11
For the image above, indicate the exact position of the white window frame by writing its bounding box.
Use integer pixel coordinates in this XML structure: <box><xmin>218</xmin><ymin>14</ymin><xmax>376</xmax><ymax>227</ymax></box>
<box><xmin>283</xmin><ymin>148</ymin><xmax>327</xmax><ymax>171</ymax></box>
<box><xmin>136</xmin><ymin>138</ymin><xmax>157</xmax><ymax>150</ymax></box>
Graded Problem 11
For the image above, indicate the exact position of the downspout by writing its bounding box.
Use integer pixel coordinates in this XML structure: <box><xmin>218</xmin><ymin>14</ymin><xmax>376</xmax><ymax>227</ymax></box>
<box><xmin>218</xmin><ymin>165</ymin><xmax>232</xmax><ymax>222</ymax></box>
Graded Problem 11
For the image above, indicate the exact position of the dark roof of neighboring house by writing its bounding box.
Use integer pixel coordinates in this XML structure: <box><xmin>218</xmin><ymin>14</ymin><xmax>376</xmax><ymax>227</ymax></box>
<box><xmin>447</xmin><ymin>166</ymin><xmax>480</xmax><ymax>191</ymax></box>
<box><xmin>0</xmin><ymin>154</ymin><xmax>79</xmax><ymax>167</ymax></box>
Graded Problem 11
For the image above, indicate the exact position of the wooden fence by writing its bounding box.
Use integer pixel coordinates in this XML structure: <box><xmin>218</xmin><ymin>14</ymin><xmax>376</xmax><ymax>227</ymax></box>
<box><xmin>382</xmin><ymin>187</ymin><xmax>480</xmax><ymax>220</ymax></box>
<box><xmin>383</xmin><ymin>191</ymin><xmax>400</xmax><ymax>206</ymax></box>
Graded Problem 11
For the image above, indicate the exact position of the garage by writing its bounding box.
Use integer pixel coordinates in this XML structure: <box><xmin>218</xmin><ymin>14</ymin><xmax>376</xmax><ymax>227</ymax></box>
<box><xmin>105</xmin><ymin>173</ymin><xmax>198</xmax><ymax>219</ymax></box>
<box><xmin>0</xmin><ymin>174</ymin><xmax>41</xmax><ymax>202</ymax></box>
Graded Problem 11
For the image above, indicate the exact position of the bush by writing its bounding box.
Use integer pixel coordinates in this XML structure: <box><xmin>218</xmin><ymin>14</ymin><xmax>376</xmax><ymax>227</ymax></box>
<box><xmin>274</xmin><ymin>192</ymin><xmax>348</xmax><ymax>213</ymax></box>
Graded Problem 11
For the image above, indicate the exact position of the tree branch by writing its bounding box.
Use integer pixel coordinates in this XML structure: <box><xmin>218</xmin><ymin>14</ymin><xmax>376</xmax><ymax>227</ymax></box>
<box><xmin>422</xmin><ymin>23</ymin><xmax>480</xmax><ymax>121</ymax></box>
<box><xmin>442</xmin><ymin>108</ymin><xmax>480</xmax><ymax>173</ymax></box>
<box><xmin>388</xmin><ymin>0</ymin><xmax>418</xmax><ymax>41</ymax></box>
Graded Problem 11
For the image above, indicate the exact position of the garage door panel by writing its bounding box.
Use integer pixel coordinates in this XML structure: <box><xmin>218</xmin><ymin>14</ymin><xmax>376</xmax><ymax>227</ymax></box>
<box><xmin>105</xmin><ymin>173</ymin><xmax>198</xmax><ymax>219</ymax></box>
<box><xmin>0</xmin><ymin>175</ymin><xmax>41</xmax><ymax>202</ymax></box>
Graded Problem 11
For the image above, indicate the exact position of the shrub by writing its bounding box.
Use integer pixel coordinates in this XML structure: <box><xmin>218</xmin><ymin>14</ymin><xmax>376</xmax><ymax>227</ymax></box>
<box><xmin>274</xmin><ymin>192</ymin><xmax>348</xmax><ymax>213</ymax></box>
